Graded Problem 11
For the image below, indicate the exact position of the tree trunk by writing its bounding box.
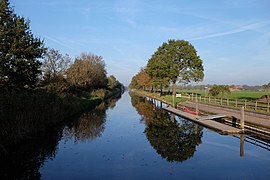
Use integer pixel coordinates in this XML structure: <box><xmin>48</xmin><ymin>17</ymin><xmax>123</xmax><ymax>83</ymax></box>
<box><xmin>160</xmin><ymin>83</ymin><xmax>163</xmax><ymax>96</ymax></box>
<box><xmin>172</xmin><ymin>82</ymin><xmax>176</xmax><ymax>107</ymax></box>
<box><xmin>172</xmin><ymin>83</ymin><xmax>176</xmax><ymax>97</ymax></box>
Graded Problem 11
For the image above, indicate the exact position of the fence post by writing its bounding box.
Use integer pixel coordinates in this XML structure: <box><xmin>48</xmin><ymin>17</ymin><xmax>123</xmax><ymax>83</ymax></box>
<box><xmin>235</xmin><ymin>99</ymin><xmax>238</xmax><ymax>107</ymax></box>
<box><xmin>255</xmin><ymin>101</ymin><xmax>257</xmax><ymax>111</ymax></box>
<box><xmin>240</xmin><ymin>106</ymin><xmax>245</xmax><ymax>130</ymax></box>
<box><xmin>196</xmin><ymin>97</ymin><xmax>199</xmax><ymax>116</ymax></box>
<box><xmin>268</xmin><ymin>102</ymin><xmax>269</xmax><ymax>113</ymax></box>
<box><xmin>192</xmin><ymin>93</ymin><xmax>193</xmax><ymax>101</ymax></box>
<box><xmin>227</xmin><ymin>99</ymin><xmax>229</xmax><ymax>106</ymax></box>
<box><xmin>199</xmin><ymin>96</ymin><xmax>202</xmax><ymax>102</ymax></box>
<box><xmin>240</xmin><ymin>135</ymin><xmax>245</xmax><ymax>157</ymax></box>
<box><xmin>244</xmin><ymin>100</ymin><xmax>247</xmax><ymax>109</ymax></box>
<box><xmin>209</xmin><ymin>97</ymin><xmax>210</xmax><ymax>103</ymax></box>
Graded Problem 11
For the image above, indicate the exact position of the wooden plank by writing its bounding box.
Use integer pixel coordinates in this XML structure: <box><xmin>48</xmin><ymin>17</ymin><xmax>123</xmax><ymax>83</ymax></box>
<box><xmin>198</xmin><ymin>114</ymin><xmax>227</xmax><ymax>120</ymax></box>
<box><xmin>163</xmin><ymin>107</ymin><xmax>242</xmax><ymax>134</ymax></box>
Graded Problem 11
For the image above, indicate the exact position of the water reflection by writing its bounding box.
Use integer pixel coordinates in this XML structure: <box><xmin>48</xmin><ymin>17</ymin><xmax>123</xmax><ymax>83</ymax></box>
<box><xmin>63</xmin><ymin>104</ymin><xmax>107</xmax><ymax>142</ymax></box>
<box><xmin>131</xmin><ymin>94</ymin><xmax>203</xmax><ymax>162</ymax></box>
<box><xmin>0</xmin><ymin>128</ymin><xmax>62</xmax><ymax>179</ymax></box>
<box><xmin>0</xmin><ymin>93</ymin><xmax>122</xmax><ymax>179</ymax></box>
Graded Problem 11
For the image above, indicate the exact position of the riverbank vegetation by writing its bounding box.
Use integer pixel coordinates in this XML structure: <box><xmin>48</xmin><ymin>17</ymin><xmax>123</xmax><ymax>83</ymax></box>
<box><xmin>0</xmin><ymin>0</ymin><xmax>124</xmax><ymax>151</ymax></box>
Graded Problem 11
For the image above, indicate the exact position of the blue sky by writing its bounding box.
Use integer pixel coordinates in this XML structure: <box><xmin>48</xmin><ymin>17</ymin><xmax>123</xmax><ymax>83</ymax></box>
<box><xmin>12</xmin><ymin>0</ymin><xmax>270</xmax><ymax>86</ymax></box>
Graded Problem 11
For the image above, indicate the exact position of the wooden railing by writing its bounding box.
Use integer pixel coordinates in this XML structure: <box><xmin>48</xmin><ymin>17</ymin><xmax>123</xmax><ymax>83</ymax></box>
<box><xmin>180</xmin><ymin>93</ymin><xmax>270</xmax><ymax>114</ymax></box>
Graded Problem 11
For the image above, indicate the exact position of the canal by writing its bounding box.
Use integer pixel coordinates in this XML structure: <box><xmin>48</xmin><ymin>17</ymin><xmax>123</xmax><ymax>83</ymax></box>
<box><xmin>1</xmin><ymin>92</ymin><xmax>270</xmax><ymax>179</ymax></box>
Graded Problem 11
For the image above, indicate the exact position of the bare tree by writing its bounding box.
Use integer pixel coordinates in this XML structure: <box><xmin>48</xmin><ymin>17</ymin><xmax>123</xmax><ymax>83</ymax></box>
<box><xmin>42</xmin><ymin>48</ymin><xmax>71</xmax><ymax>82</ymax></box>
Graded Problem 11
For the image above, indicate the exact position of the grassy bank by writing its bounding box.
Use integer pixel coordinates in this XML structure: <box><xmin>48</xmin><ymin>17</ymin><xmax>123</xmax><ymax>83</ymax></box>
<box><xmin>0</xmin><ymin>85</ymin><xmax>126</xmax><ymax>151</ymax></box>
<box><xmin>0</xmin><ymin>90</ymin><xmax>106</xmax><ymax>151</ymax></box>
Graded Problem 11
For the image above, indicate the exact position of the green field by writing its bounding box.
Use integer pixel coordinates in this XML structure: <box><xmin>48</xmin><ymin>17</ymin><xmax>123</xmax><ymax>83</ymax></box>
<box><xmin>177</xmin><ymin>90</ymin><xmax>270</xmax><ymax>100</ymax></box>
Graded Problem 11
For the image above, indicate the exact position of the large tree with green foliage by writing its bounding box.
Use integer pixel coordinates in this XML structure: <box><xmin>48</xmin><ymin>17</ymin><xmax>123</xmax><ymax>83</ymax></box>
<box><xmin>146</xmin><ymin>48</ymin><xmax>170</xmax><ymax>95</ymax></box>
<box><xmin>146</xmin><ymin>39</ymin><xmax>204</xmax><ymax>98</ymax></box>
<box><xmin>0</xmin><ymin>0</ymin><xmax>45</xmax><ymax>91</ymax></box>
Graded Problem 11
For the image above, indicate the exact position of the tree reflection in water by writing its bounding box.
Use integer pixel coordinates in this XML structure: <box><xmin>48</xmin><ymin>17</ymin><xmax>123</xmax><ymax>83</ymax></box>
<box><xmin>63</xmin><ymin>104</ymin><xmax>107</xmax><ymax>142</ymax></box>
<box><xmin>0</xmin><ymin>127</ymin><xmax>62</xmax><ymax>179</ymax></box>
<box><xmin>0</xmin><ymin>93</ymin><xmax>122</xmax><ymax>179</ymax></box>
<box><xmin>63</xmin><ymin>93</ymin><xmax>122</xmax><ymax>142</ymax></box>
<box><xmin>131</xmin><ymin>94</ymin><xmax>203</xmax><ymax>162</ymax></box>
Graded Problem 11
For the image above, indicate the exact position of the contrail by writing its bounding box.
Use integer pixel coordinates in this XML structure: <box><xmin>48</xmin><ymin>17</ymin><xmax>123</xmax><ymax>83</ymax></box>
<box><xmin>188</xmin><ymin>20</ymin><xmax>270</xmax><ymax>41</ymax></box>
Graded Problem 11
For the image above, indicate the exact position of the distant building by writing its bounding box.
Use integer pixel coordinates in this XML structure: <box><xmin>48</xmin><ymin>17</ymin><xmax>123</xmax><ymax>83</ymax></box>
<box><xmin>229</xmin><ymin>85</ymin><xmax>243</xmax><ymax>91</ymax></box>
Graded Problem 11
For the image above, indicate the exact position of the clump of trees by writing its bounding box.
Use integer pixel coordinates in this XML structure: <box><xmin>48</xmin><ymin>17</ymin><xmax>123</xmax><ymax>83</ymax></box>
<box><xmin>66</xmin><ymin>53</ymin><xmax>107</xmax><ymax>91</ymax></box>
<box><xmin>130</xmin><ymin>39</ymin><xmax>204</xmax><ymax>97</ymax></box>
<box><xmin>208</xmin><ymin>85</ymin><xmax>231</xmax><ymax>98</ymax></box>
<box><xmin>0</xmin><ymin>0</ymin><xmax>124</xmax><ymax>148</ymax></box>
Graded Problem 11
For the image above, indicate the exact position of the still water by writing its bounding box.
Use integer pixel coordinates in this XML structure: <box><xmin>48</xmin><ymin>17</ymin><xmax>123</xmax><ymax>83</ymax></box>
<box><xmin>1</xmin><ymin>92</ymin><xmax>270</xmax><ymax>179</ymax></box>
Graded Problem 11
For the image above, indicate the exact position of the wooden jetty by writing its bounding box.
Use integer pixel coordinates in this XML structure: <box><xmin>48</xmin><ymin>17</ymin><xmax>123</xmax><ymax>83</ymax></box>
<box><xmin>164</xmin><ymin>107</ymin><xmax>243</xmax><ymax>134</ymax></box>
<box><xmin>198</xmin><ymin>114</ymin><xmax>227</xmax><ymax>121</ymax></box>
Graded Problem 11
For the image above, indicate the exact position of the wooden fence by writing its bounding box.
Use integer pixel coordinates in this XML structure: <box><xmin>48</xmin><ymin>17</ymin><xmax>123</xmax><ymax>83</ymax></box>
<box><xmin>180</xmin><ymin>92</ymin><xmax>270</xmax><ymax>114</ymax></box>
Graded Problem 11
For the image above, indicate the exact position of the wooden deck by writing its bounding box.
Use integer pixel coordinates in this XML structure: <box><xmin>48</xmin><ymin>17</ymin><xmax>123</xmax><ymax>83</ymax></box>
<box><xmin>164</xmin><ymin>107</ymin><xmax>243</xmax><ymax>134</ymax></box>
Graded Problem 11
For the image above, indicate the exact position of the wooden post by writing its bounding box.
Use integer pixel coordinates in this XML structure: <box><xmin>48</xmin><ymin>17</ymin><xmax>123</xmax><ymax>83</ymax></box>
<box><xmin>192</xmin><ymin>93</ymin><xmax>193</xmax><ymax>100</ymax></box>
<box><xmin>244</xmin><ymin>100</ymin><xmax>247</xmax><ymax>109</ymax></box>
<box><xmin>240</xmin><ymin>106</ymin><xmax>245</xmax><ymax>130</ymax></box>
<box><xmin>235</xmin><ymin>99</ymin><xmax>238</xmax><ymax>107</ymax></box>
<box><xmin>240</xmin><ymin>134</ymin><xmax>245</xmax><ymax>157</ymax></box>
<box><xmin>255</xmin><ymin>101</ymin><xmax>257</xmax><ymax>111</ymax></box>
<box><xmin>209</xmin><ymin>97</ymin><xmax>210</xmax><ymax>103</ymax></box>
<box><xmin>268</xmin><ymin>102</ymin><xmax>269</xmax><ymax>112</ymax></box>
<box><xmin>199</xmin><ymin>96</ymin><xmax>202</xmax><ymax>102</ymax></box>
<box><xmin>196</xmin><ymin>97</ymin><xmax>199</xmax><ymax>116</ymax></box>
<box><xmin>227</xmin><ymin>99</ymin><xmax>229</xmax><ymax>106</ymax></box>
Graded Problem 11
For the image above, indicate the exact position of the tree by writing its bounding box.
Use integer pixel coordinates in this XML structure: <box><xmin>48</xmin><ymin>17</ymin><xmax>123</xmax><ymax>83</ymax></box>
<box><xmin>41</xmin><ymin>48</ymin><xmax>71</xmax><ymax>84</ymax></box>
<box><xmin>66</xmin><ymin>53</ymin><xmax>107</xmax><ymax>90</ymax></box>
<box><xmin>107</xmin><ymin>75</ymin><xmax>119</xmax><ymax>90</ymax></box>
<box><xmin>146</xmin><ymin>39</ymin><xmax>204</xmax><ymax>98</ymax></box>
<box><xmin>129</xmin><ymin>75</ymin><xmax>139</xmax><ymax>89</ymax></box>
<box><xmin>146</xmin><ymin>49</ymin><xmax>170</xmax><ymax>95</ymax></box>
<box><xmin>136</xmin><ymin>68</ymin><xmax>151</xmax><ymax>90</ymax></box>
<box><xmin>0</xmin><ymin>0</ymin><xmax>45</xmax><ymax>91</ymax></box>
<box><xmin>209</xmin><ymin>85</ymin><xmax>231</xmax><ymax>98</ymax></box>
